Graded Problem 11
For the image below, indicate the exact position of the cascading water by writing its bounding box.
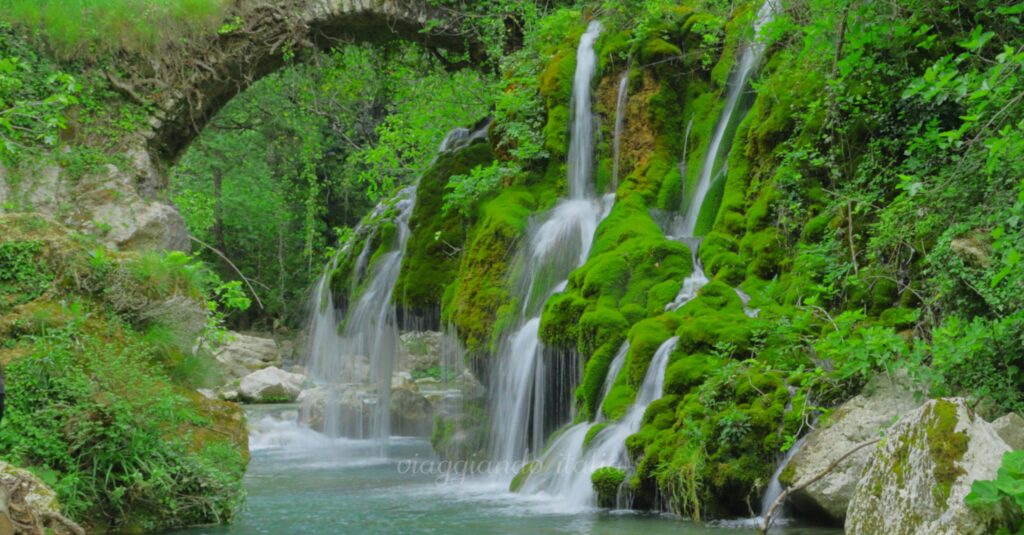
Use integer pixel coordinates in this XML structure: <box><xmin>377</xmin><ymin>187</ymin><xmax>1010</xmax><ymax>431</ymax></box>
<box><xmin>518</xmin><ymin>337</ymin><xmax>680</xmax><ymax>507</ymax></box>
<box><xmin>665</xmin><ymin>238</ymin><xmax>711</xmax><ymax>313</ymax></box>
<box><xmin>611</xmin><ymin>68</ymin><xmax>630</xmax><ymax>189</ymax></box>
<box><xmin>489</xmin><ymin>20</ymin><xmax>609</xmax><ymax>470</ymax></box>
<box><xmin>301</xmin><ymin>123</ymin><xmax>489</xmax><ymax>443</ymax></box>
<box><xmin>302</xmin><ymin>187</ymin><xmax>417</xmax><ymax>441</ymax></box>
<box><xmin>596</xmin><ymin>342</ymin><xmax>629</xmax><ymax>421</ymax></box>
<box><xmin>679</xmin><ymin>0</ymin><xmax>779</xmax><ymax>237</ymax></box>
<box><xmin>758</xmin><ymin>435</ymin><xmax>808</xmax><ymax>522</ymax></box>
<box><xmin>515</xmin><ymin>1</ymin><xmax>781</xmax><ymax>505</ymax></box>
<box><xmin>567</xmin><ymin>21</ymin><xmax>603</xmax><ymax>200</ymax></box>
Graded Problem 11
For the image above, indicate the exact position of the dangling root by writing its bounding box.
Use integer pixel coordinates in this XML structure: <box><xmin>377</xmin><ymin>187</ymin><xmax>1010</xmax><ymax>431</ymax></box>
<box><xmin>0</xmin><ymin>475</ymin><xmax>85</xmax><ymax>535</ymax></box>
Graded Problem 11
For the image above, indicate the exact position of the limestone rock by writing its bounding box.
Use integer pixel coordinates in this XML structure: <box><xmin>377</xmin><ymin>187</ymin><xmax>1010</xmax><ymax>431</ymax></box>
<box><xmin>991</xmin><ymin>413</ymin><xmax>1024</xmax><ymax>451</ymax></box>
<box><xmin>390</xmin><ymin>387</ymin><xmax>434</xmax><ymax>437</ymax></box>
<box><xmin>214</xmin><ymin>332</ymin><xmax>282</xmax><ymax>381</ymax></box>
<box><xmin>399</xmin><ymin>331</ymin><xmax>442</xmax><ymax>373</ymax></box>
<box><xmin>298</xmin><ymin>386</ymin><xmax>371</xmax><ymax>434</ymax></box>
<box><xmin>72</xmin><ymin>165</ymin><xmax>189</xmax><ymax>252</ymax></box>
<box><xmin>238</xmin><ymin>366</ymin><xmax>306</xmax><ymax>403</ymax></box>
<box><xmin>781</xmin><ymin>373</ymin><xmax>923</xmax><ymax>523</ymax></box>
<box><xmin>846</xmin><ymin>398</ymin><xmax>1014</xmax><ymax>535</ymax></box>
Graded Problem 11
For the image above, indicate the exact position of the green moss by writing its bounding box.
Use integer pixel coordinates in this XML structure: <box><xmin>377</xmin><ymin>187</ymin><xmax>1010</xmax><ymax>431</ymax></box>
<box><xmin>540</xmin><ymin>292</ymin><xmax>588</xmax><ymax>348</ymax></box>
<box><xmin>665</xmin><ymin>353</ymin><xmax>720</xmax><ymax>395</ymax></box>
<box><xmin>739</xmin><ymin>228</ymin><xmax>785</xmax><ymax>279</ymax></box>
<box><xmin>510</xmin><ymin>460</ymin><xmax>539</xmax><ymax>492</ymax></box>
<box><xmin>447</xmin><ymin>185</ymin><xmax>549</xmax><ymax>353</ymax></box>
<box><xmin>926</xmin><ymin>400</ymin><xmax>968</xmax><ymax>502</ymax></box>
<box><xmin>578</xmin><ymin>307</ymin><xmax>628</xmax><ymax>357</ymax></box>
<box><xmin>639</xmin><ymin>38</ymin><xmax>683</xmax><ymax>64</ymax></box>
<box><xmin>584</xmin><ymin>422</ymin><xmax>609</xmax><ymax>448</ymax></box>
<box><xmin>544</xmin><ymin>105</ymin><xmax>571</xmax><ymax>157</ymax></box>
<box><xmin>539</xmin><ymin>49</ymin><xmax>577</xmax><ymax>105</ymax></box>
<box><xmin>625</xmin><ymin>316</ymin><xmax>676</xmax><ymax>388</ymax></box>
<box><xmin>396</xmin><ymin>141</ymin><xmax>496</xmax><ymax>316</ymax></box>
<box><xmin>591</xmin><ymin>466</ymin><xmax>626</xmax><ymax>507</ymax></box>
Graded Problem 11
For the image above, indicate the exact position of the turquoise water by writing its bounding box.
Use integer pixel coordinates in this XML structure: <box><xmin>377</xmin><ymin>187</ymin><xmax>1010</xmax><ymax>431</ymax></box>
<box><xmin>174</xmin><ymin>407</ymin><xmax>839</xmax><ymax>535</ymax></box>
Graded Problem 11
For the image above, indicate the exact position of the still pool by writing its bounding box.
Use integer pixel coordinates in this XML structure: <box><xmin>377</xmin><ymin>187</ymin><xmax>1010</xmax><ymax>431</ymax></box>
<box><xmin>172</xmin><ymin>407</ymin><xmax>839</xmax><ymax>535</ymax></box>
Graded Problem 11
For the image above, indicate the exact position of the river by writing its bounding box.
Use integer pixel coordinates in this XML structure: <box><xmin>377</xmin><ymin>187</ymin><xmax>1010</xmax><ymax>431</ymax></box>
<box><xmin>171</xmin><ymin>406</ymin><xmax>839</xmax><ymax>535</ymax></box>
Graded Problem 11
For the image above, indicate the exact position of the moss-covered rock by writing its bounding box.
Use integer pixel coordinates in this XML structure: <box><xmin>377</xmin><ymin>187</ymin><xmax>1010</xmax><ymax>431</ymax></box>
<box><xmin>591</xmin><ymin>466</ymin><xmax>626</xmax><ymax>507</ymax></box>
<box><xmin>395</xmin><ymin>140</ymin><xmax>496</xmax><ymax>321</ymax></box>
<box><xmin>846</xmin><ymin>399</ymin><xmax>1014</xmax><ymax>535</ymax></box>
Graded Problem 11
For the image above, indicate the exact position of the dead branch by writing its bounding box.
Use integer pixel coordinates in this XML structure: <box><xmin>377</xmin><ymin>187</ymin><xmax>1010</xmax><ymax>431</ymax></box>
<box><xmin>760</xmin><ymin>438</ymin><xmax>880</xmax><ymax>534</ymax></box>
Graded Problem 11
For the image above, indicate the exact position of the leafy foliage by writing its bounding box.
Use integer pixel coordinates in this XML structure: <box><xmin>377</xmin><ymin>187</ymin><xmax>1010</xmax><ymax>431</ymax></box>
<box><xmin>172</xmin><ymin>43</ymin><xmax>493</xmax><ymax>326</ymax></box>
<box><xmin>966</xmin><ymin>450</ymin><xmax>1024</xmax><ymax>535</ymax></box>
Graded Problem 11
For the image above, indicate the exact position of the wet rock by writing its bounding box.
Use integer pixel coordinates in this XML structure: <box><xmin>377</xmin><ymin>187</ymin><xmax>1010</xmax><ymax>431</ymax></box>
<box><xmin>846</xmin><ymin>398</ymin><xmax>1014</xmax><ymax>535</ymax></box>
<box><xmin>390</xmin><ymin>387</ymin><xmax>434</xmax><ymax>437</ymax></box>
<box><xmin>399</xmin><ymin>331</ymin><xmax>442</xmax><ymax>373</ymax></box>
<box><xmin>781</xmin><ymin>373</ymin><xmax>922</xmax><ymax>523</ymax></box>
<box><xmin>238</xmin><ymin>366</ymin><xmax>306</xmax><ymax>403</ymax></box>
<box><xmin>298</xmin><ymin>386</ymin><xmax>371</xmax><ymax>435</ymax></box>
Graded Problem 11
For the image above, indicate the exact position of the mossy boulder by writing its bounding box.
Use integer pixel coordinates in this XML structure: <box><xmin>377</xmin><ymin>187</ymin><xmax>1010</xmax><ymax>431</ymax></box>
<box><xmin>846</xmin><ymin>398</ymin><xmax>1015</xmax><ymax>535</ymax></box>
<box><xmin>591</xmin><ymin>466</ymin><xmax>626</xmax><ymax>507</ymax></box>
<box><xmin>782</xmin><ymin>373</ymin><xmax>923</xmax><ymax>525</ymax></box>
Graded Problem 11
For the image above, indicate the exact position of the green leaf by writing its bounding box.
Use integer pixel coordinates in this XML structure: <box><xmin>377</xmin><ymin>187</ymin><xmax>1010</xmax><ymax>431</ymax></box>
<box><xmin>996</xmin><ymin>2</ymin><xmax>1024</xmax><ymax>15</ymax></box>
<box><xmin>965</xmin><ymin>480</ymin><xmax>1003</xmax><ymax>507</ymax></box>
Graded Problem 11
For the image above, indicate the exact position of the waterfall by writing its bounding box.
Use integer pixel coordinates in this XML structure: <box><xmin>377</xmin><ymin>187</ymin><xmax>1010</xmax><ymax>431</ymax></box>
<box><xmin>735</xmin><ymin>287</ymin><xmax>760</xmax><ymax>318</ymax></box>
<box><xmin>302</xmin><ymin>187</ymin><xmax>417</xmax><ymax>441</ymax></box>
<box><xmin>611</xmin><ymin>69</ymin><xmax>630</xmax><ymax>190</ymax></box>
<box><xmin>758</xmin><ymin>435</ymin><xmax>809</xmax><ymax>523</ymax></box>
<box><xmin>679</xmin><ymin>0</ymin><xmax>779</xmax><ymax>237</ymax></box>
<box><xmin>518</xmin><ymin>337</ymin><xmax>680</xmax><ymax>507</ymax></box>
<box><xmin>568</xmin><ymin>21</ymin><xmax>603</xmax><ymax>200</ymax></box>
<box><xmin>665</xmin><ymin>238</ymin><xmax>710</xmax><ymax>312</ymax></box>
<box><xmin>596</xmin><ymin>342</ymin><xmax>629</xmax><ymax>421</ymax></box>
<box><xmin>300</xmin><ymin>123</ymin><xmax>488</xmax><ymax>442</ymax></box>
<box><xmin>489</xmin><ymin>20</ymin><xmax>609</xmax><ymax>470</ymax></box>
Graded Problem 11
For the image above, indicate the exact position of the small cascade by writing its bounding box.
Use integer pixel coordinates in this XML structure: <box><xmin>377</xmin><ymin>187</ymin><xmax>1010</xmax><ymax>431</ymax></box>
<box><xmin>567</xmin><ymin>21</ymin><xmax>603</xmax><ymax>200</ymax></box>
<box><xmin>734</xmin><ymin>287</ymin><xmax>760</xmax><ymax>318</ymax></box>
<box><xmin>665</xmin><ymin>238</ymin><xmax>711</xmax><ymax>312</ymax></box>
<box><xmin>519</xmin><ymin>337</ymin><xmax>680</xmax><ymax>507</ymax></box>
<box><xmin>300</xmin><ymin>123</ymin><xmax>484</xmax><ymax>443</ymax></box>
<box><xmin>596</xmin><ymin>342</ymin><xmax>629</xmax><ymax>421</ymax></box>
<box><xmin>302</xmin><ymin>187</ymin><xmax>417</xmax><ymax>441</ymax></box>
<box><xmin>488</xmin><ymin>20</ymin><xmax>609</xmax><ymax>470</ymax></box>
<box><xmin>679</xmin><ymin>0</ymin><xmax>779</xmax><ymax>237</ymax></box>
<box><xmin>611</xmin><ymin>68</ymin><xmax>630</xmax><ymax>190</ymax></box>
<box><xmin>758</xmin><ymin>435</ymin><xmax>809</xmax><ymax>525</ymax></box>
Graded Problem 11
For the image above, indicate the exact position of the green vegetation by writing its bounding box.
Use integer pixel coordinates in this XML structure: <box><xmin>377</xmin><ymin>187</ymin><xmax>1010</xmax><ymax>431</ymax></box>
<box><xmin>591</xmin><ymin>467</ymin><xmax>626</xmax><ymax>507</ymax></box>
<box><xmin>0</xmin><ymin>215</ymin><xmax>248</xmax><ymax>530</ymax></box>
<box><xmin>966</xmin><ymin>451</ymin><xmax>1024</xmax><ymax>535</ymax></box>
<box><xmin>0</xmin><ymin>0</ymin><xmax>230</xmax><ymax>59</ymax></box>
<box><xmin>3</xmin><ymin>0</ymin><xmax>1024</xmax><ymax>528</ymax></box>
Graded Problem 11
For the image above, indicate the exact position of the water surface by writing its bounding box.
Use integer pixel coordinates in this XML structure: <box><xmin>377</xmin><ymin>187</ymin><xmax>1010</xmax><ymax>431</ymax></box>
<box><xmin>173</xmin><ymin>406</ymin><xmax>839</xmax><ymax>535</ymax></box>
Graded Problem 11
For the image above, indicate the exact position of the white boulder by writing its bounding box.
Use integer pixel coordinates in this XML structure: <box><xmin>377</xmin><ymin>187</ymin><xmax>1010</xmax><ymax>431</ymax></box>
<box><xmin>238</xmin><ymin>366</ymin><xmax>306</xmax><ymax>403</ymax></box>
